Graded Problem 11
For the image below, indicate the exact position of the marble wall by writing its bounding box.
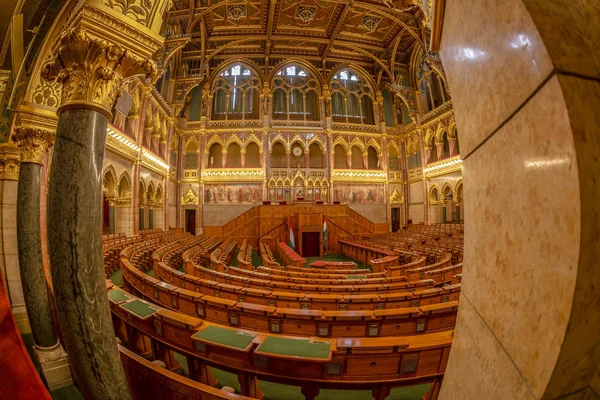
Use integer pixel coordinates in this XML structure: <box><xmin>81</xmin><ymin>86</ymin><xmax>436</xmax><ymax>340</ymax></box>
<box><xmin>347</xmin><ymin>204</ymin><xmax>387</xmax><ymax>223</ymax></box>
<box><xmin>438</xmin><ymin>1</ymin><xmax>600</xmax><ymax>399</ymax></box>
<box><xmin>408</xmin><ymin>203</ymin><xmax>424</xmax><ymax>224</ymax></box>
<box><xmin>203</xmin><ymin>204</ymin><xmax>254</xmax><ymax>226</ymax></box>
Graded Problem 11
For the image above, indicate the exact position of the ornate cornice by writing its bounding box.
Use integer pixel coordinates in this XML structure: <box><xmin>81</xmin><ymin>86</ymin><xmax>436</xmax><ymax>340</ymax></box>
<box><xmin>106</xmin><ymin>126</ymin><xmax>140</xmax><ymax>161</ymax></box>
<box><xmin>202</xmin><ymin>168</ymin><xmax>264</xmax><ymax>182</ymax></box>
<box><xmin>332</xmin><ymin>169</ymin><xmax>387</xmax><ymax>183</ymax></box>
<box><xmin>423</xmin><ymin>156</ymin><xmax>462</xmax><ymax>178</ymax></box>
<box><xmin>12</xmin><ymin>126</ymin><xmax>55</xmax><ymax>164</ymax></box>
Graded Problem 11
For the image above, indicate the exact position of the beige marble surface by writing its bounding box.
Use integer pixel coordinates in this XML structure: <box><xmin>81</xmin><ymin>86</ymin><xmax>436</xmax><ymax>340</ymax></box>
<box><xmin>522</xmin><ymin>0</ymin><xmax>600</xmax><ymax>78</ymax></box>
<box><xmin>539</xmin><ymin>75</ymin><xmax>600</xmax><ymax>399</ymax></box>
<box><xmin>438</xmin><ymin>298</ymin><xmax>535</xmax><ymax>400</ymax></box>
<box><xmin>440</xmin><ymin>0</ymin><xmax>553</xmax><ymax>156</ymax></box>
<box><xmin>462</xmin><ymin>75</ymin><xmax>581</xmax><ymax>398</ymax></box>
<box><xmin>1</xmin><ymin>180</ymin><xmax>27</xmax><ymax>328</ymax></box>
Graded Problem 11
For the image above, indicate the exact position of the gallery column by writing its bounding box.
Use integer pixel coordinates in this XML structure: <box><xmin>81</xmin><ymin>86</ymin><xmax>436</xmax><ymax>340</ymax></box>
<box><xmin>133</xmin><ymin>87</ymin><xmax>151</xmax><ymax>234</ymax></box>
<box><xmin>12</xmin><ymin>126</ymin><xmax>72</xmax><ymax>389</ymax></box>
<box><xmin>41</xmin><ymin>26</ymin><xmax>158</xmax><ymax>399</ymax></box>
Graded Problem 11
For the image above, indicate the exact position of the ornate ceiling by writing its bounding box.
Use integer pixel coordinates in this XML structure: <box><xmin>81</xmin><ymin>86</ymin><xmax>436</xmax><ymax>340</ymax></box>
<box><xmin>165</xmin><ymin>0</ymin><xmax>433</xmax><ymax>77</ymax></box>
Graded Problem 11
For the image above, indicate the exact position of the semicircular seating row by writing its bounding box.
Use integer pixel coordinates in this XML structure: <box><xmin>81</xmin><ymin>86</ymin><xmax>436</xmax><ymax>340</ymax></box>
<box><xmin>114</xmin><ymin>230</ymin><xmax>462</xmax><ymax>339</ymax></box>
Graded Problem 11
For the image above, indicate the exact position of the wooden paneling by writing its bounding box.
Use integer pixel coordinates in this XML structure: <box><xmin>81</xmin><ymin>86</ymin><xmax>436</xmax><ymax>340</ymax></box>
<box><xmin>206</xmin><ymin>204</ymin><xmax>388</xmax><ymax>253</ymax></box>
<box><xmin>120</xmin><ymin>346</ymin><xmax>253</xmax><ymax>399</ymax></box>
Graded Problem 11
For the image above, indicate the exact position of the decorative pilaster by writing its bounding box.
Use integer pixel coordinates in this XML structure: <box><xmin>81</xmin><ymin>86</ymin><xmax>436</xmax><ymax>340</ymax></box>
<box><xmin>0</xmin><ymin>144</ymin><xmax>26</xmax><ymax>331</ymax></box>
<box><xmin>12</xmin><ymin>126</ymin><xmax>73</xmax><ymax>390</ymax></box>
<box><xmin>41</xmin><ymin>16</ymin><xmax>162</xmax><ymax>398</ymax></box>
<box><xmin>134</xmin><ymin>87</ymin><xmax>151</xmax><ymax>233</ymax></box>
<box><xmin>419</xmin><ymin>133</ymin><xmax>429</xmax><ymax>224</ymax></box>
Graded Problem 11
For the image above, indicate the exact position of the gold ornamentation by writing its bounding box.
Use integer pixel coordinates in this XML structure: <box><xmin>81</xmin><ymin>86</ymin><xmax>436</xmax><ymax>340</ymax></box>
<box><xmin>361</xmin><ymin>16</ymin><xmax>381</xmax><ymax>32</ymax></box>
<box><xmin>31</xmin><ymin>79</ymin><xmax>62</xmax><ymax>108</ymax></box>
<box><xmin>41</xmin><ymin>27</ymin><xmax>156</xmax><ymax>117</ymax></box>
<box><xmin>0</xmin><ymin>144</ymin><xmax>20</xmax><ymax>180</ymax></box>
<box><xmin>103</xmin><ymin>0</ymin><xmax>156</xmax><ymax>26</ymax></box>
<box><xmin>390</xmin><ymin>188</ymin><xmax>403</xmax><ymax>204</ymax></box>
<box><xmin>332</xmin><ymin>170</ymin><xmax>387</xmax><ymax>183</ymax></box>
<box><xmin>296</xmin><ymin>6</ymin><xmax>316</xmax><ymax>24</ymax></box>
<box><xmin>12</xmin><ymin>126</ymin><xmax>55</xmax><ymax>164</ymax></box>
<box><xmin>227</xmin><ymin>5</ymin><xmax>247</xmax><ymax>21</ymax></box>
<box><xmin>182</xmin><ymin>186</ymin><xmax>198</xmax><ymax>205</ymax></box>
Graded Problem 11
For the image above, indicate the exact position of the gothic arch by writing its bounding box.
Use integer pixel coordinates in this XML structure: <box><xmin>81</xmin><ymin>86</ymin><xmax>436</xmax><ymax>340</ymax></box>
<box><xmin>268</xmin><ymin>59</ymin><xmax>324</xmax><ymax>88</ymax></box>
<box><xmin>455</xmin><ymin>180</ymin><xmax>463</xmax><ymax>202</ymax></box>
<box><xmin>429</xmin><ymin>185</ymin><xmax>440</xmax><ymax>205</ymax></box>
<box><xmin>118</xmin><ymin>171</ymin><xmax>133</xmax><ymax>198</ymax></box>
<box><xmin>328</xmin><ymin>64</ymin><xmax>380</xmax><ymax>93</ymax></box>
<box><xmin>208</xmin><ymin>59</ymin><xmax>265</xmax><ymax>87</ymax></box>
<box><xmin>441</xmin><ymin>183</ymin><xmax>454</xmax><ymax>200</ymax></box>
<box><xmin>102</xmin><ymin>166</ymin><xmax>118</xmax><ymax>198</ymax></box>
<box><xmin>332</xmin><ymin>136</ymin><xmax>349</xmax><ymax>152</ymax></box>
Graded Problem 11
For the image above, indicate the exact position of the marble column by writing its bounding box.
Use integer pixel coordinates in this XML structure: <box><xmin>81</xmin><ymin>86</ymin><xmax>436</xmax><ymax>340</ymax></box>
<box><xmin>47</xmin><ymin>107</ymin><xmax>131</xmax><ymax>399</ymax></box>
<box><xmin>39</xmin><ymin>26</ymin><xmax>159</xmax><ymax>399</ymax></box>
<box><xmin>437</xmin><ymin>0</ymin><xmax>600</xmax><ymax>399</ymax></box>
<box><xmin>13</xmin><ymin>126</ymin><xmax>72</xmax><ymax>389</ymax></box>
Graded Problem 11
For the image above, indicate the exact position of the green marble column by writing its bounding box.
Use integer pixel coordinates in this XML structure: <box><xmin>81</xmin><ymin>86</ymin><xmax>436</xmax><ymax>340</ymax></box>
<box><xmin>13</xmin><ymin>126</ymin><xmax>72</xmax><ymax>389</ymax></box>
<box><xmin>16</xmin><ymin>161</ymin><xmax>57</xmax><ymax>348</ymax></box>
<box><xmin>40</xmin><ymin>22</ymin><xmax>160</xmax><ymax>399</ymax></box>
<box><xmin>47</xmin><ymin>107</ymin><xmax>131</xmax><ymax>399</ymax></box>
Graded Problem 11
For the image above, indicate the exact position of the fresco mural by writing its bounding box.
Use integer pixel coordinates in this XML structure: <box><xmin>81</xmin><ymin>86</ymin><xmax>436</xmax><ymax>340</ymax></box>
<box><xmin>333</xmin><ymin>184</ymin><xmax>385</xmax><ymax>204</ymax></box>
<box><xmin>204</xmin><ymin>184</ymin><xmax>262</xmax><ymax>204</ymax></box>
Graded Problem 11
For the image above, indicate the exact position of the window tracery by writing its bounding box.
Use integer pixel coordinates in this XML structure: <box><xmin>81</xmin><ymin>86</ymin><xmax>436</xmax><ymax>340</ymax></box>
<box><xmin>272</xmin><ymin>64</ymin><xmax>320</xmax><ymax>121</ymax></box>
<box><xmin>330</xmin><ymin>69</ymin><xmax>375</xmax><ymax>125</ymax></box>
<box><xmin>212</xmin><ymin>64</ymin><xmax>260</xmax><ymax>120</ymax></box>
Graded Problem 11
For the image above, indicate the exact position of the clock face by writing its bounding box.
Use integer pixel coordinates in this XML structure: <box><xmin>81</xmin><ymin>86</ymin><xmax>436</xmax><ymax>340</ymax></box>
<box><xmin>292</xmin><ymin>146</ymin><xmax>303</xmax><ymax>156</ymax></box>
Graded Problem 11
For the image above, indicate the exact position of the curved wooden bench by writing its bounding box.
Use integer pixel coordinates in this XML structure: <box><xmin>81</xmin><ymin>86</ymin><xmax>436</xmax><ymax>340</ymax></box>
<box><xmin>121</xmin><ymin>259</ymin><xmax>458</xmax><ymax>338</ymax></box>
<box><xmin>108</xmin><ymin>284</ymin><xmax>451</xmax><ymax>398</ymax></box>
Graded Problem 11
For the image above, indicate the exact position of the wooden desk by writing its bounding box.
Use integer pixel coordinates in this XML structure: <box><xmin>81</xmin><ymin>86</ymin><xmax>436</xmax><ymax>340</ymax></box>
<box><xmin>277</xmin><ymin>242</ymin><xmax>306</xmax><ymax>268</ymax></box>
<box><xmin>368</xmin><ymin>255</ymin><xmax>399</xmax><ymax>273</ymax></box>
<box><xmin>309</xmin><ymin>260</ymin><xmax>358</xmax><ymax>270</ymax></box>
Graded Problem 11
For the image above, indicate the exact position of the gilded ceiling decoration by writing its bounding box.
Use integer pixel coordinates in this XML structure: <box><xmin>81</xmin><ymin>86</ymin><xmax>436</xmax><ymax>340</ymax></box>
<box><xmin>170</xmin><ymin>0</ymin><xmax>428</xmax><ymax>70</ymax></box>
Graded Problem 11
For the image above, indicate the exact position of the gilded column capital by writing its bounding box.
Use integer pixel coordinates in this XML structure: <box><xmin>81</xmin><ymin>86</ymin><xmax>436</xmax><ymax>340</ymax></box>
<box><xmin>12</xmin><ymin>126</ymin><xmax>55</xmax><ymax>164</ymax></box>
<box><xmin>41</xmin><ymin>27</ymin><xmax>156</xmax><ymax>118</ymax></box>
<box><xmin>0</xmin><ymin>144</ymin><xmax>21</xmax><ymax>180</ymax></box>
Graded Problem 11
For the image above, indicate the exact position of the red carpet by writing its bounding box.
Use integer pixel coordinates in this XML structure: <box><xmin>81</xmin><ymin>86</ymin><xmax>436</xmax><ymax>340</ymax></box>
<box><xmin>0</xmin><ymin>269</ymin><xmax>52</xmax><ymax>400</ymax></box>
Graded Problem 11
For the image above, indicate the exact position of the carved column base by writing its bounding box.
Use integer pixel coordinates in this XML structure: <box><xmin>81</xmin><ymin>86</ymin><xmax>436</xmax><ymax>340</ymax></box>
<box><xmin>34</xmin><ymin>342</ymin><xmax>73</xmax><ymax>391</ymax></box>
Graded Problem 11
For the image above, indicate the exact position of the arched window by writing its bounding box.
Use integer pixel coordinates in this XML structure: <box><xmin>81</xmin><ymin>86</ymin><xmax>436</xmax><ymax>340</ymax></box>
<box><xmin>367</xmin><ymin>146</ymin><xmax>378</xmax><ymax>169</ymax></box>
<box><xmin>272</xmin><ymin>64</ymin><xmax>320</xmax><ymax>121</ymax></box>
<box><xmin>330</xmin><ymin>69</ymin><xmax>375</xmax><ymax>125</ymax></box>
<box><xmin>351</xmin><ymin>146</ymin><xmax>364</xmax><ymax>169</ymax></box>
<box><xmin>212</xmin><ymin>64</ymin><xmax>260</xmax><ymax>120</ymax></box>
<box><xmin>208</xmin><ymin>143</ymin><xmax>223</xmax><ymax>168</ymax></box>
<box><xmin>429</xmin><ymin>143</ymin><xmax>438</xmax><ymax>163</ymax></box>
<box><xmin>226</xmin><ymin>143</ymin><xmax>242</xmax><ymax>168</ymax></box>
<box><xmin>430</xmin><ymin>74</ymin><xmax>445</xmax><ymax>109</ymax></box>
<box><xmin>441</xmin><ymin>132</ymin><xmax>450</xmax><ymax>159</ymax></box>
<box><xmin>333</xmin><ymin>145</ymin><xmax>347</xmax><ymax>168</ymax></box>
<box><xmin>271</xmin><ymin>142</ymin><xmax>286</xmax><ymax>168</ymax></box>
<box><xmin>308</xmin><ymin>143</ymin><xmax>323</xmax><ymax>168</ymax></box>
<box><xmin>185</xmin><ymin>141</ymin><xmax>198</xmax><ymax>169</ymax></box>
<box><xmin>388</xmin><ymin>145</ymin><xmax>399</xmax><ymax>171</ymax></box>
<box><xmin>245</xmin><ymin>142</ymin><xmax>261</xmax><ymax>167</ymax></box>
